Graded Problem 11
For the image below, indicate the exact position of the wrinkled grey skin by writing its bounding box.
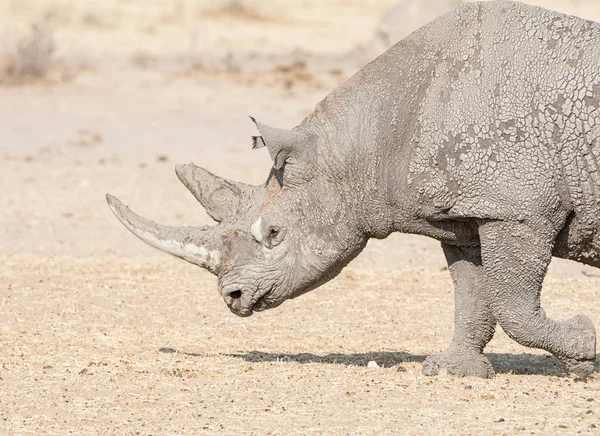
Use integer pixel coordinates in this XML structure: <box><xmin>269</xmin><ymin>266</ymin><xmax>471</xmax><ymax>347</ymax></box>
<box><xmin>108</xmin><ymin>1</ymin><xmax>600</xmax><ymax>378</ymax></box>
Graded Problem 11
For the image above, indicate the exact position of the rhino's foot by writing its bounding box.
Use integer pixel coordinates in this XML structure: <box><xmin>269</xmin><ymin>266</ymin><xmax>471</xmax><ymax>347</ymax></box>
<box><xmin>422</xmin><ymin>348</ymin><xmax>494</xmax><ymax>378</ymax></box>
<box><xmin>557</xmin><ymin>315</ymin><xmax>597</xmax><ymax>377</ymax></box>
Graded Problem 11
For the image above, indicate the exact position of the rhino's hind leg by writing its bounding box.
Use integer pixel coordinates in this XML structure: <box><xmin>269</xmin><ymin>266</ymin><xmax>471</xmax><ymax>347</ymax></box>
<box><xmin>479</xmin><ymin>222</ymin><xmax>597</xmax><ymax>377</ymax></box>
<box><xmin>423</xmin><ymin>244</ymin><xmax>497</xmax><ymax>378</ymax></box>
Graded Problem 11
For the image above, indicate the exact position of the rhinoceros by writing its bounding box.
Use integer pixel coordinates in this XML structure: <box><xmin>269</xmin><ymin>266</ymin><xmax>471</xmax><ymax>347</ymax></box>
<box><xmin>107</xmin><ymin>0</ymin><xmax>600</xmax><ymax>377</ymax></box>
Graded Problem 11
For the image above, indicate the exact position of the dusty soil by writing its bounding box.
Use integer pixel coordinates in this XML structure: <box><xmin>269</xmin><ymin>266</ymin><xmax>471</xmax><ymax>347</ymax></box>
<box><xmin>1</xmin><ymin>0</ymin><xmax>600</xmax><ymax>434</ymax></box>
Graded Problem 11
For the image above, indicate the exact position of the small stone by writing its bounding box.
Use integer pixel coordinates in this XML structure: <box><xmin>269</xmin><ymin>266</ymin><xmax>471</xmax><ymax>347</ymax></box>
<box><xmin>367</xmin><ymin>361</ymin><xmax>380</xmax><ymax>369</ymax></box>
<box><xmin>496</xmin><ymin>418</ymin><xmax>505</xmax><ymax>423</ymax></box>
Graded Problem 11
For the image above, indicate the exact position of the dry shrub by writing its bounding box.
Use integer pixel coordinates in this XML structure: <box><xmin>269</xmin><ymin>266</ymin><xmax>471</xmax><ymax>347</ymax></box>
<box><xmin>0</xmin><ymin>24</ymin><xmax>55</xmax><ymax>85</ymax></box>
<box><xmin>205</xmin><ymin>0</ymin><xmax>266</xmax><ymax>21</ymax></box>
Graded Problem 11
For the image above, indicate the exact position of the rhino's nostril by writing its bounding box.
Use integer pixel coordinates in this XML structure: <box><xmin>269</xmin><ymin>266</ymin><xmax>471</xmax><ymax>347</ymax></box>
<box><xmin>229</xmin><ymin>290</ymin><xmax>242</xmax><ymax>300</ymax></box>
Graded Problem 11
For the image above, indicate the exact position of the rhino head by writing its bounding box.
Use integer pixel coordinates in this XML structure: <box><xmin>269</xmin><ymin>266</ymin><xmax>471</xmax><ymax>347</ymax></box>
<box><xmin>107</xmin><ymin>118</ymin><xmax>369</xmax><ymax>317</ymax></box>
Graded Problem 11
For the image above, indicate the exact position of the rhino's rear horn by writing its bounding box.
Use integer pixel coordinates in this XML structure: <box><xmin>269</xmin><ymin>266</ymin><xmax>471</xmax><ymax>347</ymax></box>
<box><xmin>175</xmin><ymin>163</ymin><xmax>255</xmax><ymax>222</ymax></box>
<box><xmin>106</xmin><ymin>194</ymin><xmax>222</xmax><ymax>274</ymax></box>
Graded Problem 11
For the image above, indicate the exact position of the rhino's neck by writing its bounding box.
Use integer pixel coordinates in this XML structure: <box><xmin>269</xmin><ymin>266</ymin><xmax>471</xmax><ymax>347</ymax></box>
<box><xmin>300</xmin><ymin>20</ymin><xmax>450</xmax><ymax>239</ymax></box>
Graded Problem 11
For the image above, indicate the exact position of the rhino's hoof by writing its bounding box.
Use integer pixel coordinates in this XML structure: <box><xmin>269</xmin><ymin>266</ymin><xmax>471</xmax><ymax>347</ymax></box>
<box><xmin>557</xmin><ymin>315</ymin><xmax>597</xmax><ymax>377</ymax></box>
<box><xmin>422</xmin><ymin>351</ymin><xmax>494</xmax><ymax>378</ymax></box>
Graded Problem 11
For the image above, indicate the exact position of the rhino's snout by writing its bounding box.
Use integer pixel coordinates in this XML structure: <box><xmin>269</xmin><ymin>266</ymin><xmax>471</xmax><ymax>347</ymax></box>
<box><xmin>222</xmin><ymin>287</ymin><xmax>254</xmax><ymax>317</ymax></box>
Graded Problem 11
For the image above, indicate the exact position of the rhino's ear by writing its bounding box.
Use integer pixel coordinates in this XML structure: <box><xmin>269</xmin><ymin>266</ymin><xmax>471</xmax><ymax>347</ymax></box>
<box><xmin>175</xmin><ymin>163</ymin><xmax>256</xmax><ymax>222</ymax></box>
<box><xmin>250</xmin><ymin>116</ymin><xmax>309</xmax><ymax>170</ymax></box>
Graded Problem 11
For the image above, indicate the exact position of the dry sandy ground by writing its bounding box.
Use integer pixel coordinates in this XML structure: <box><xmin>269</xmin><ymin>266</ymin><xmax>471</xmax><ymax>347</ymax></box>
<box><xmin>1</xmin><ymin>0</ymin><xmax>600</xmax><ymax>434</ymax></box>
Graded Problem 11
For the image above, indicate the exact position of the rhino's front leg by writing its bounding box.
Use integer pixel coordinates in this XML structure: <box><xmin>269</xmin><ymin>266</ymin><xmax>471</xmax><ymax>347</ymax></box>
<box><xmin>479</xmin><ymin>221</ymin><xmax>596</xmax><ymax>376</ymax></box>
<box><xmin>422</xmin><ymin>244</ymin><xmax>497</xmax><ymax>378</ymax></box>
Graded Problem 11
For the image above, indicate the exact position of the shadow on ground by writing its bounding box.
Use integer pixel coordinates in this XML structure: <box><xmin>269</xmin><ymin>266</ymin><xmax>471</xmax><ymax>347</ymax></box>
<box><xmin>160</xmin><ymin>347</ymin><xmax>599</xmax><ymax>376</ymax></box>
<box><xmin>226</xmin><ymin>350</ymin><xmax>424</xmax><ymax>367</ymax></box>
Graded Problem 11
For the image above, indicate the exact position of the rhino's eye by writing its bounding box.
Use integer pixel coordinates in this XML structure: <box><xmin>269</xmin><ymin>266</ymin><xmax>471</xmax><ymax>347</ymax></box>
<box><xmin>266</xmin><ymin>226</ymin><xmax>285</xmax><ymax>248</ymax></box>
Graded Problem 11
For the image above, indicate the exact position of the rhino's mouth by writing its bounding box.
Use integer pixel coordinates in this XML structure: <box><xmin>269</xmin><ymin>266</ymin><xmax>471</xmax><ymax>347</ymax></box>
<box><xmin>249</xmin><ymin>284</ymin><xmax>278</xmax><ymax>313</ymax></box>
<box><xmin>251</xmin><ymin>294</ymin><xmax>269</xmax><ymax>312</ymax></box>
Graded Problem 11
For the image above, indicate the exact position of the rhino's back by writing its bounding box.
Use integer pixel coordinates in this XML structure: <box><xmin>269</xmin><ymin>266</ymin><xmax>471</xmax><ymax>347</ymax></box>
<box><xmin>402</xmin><ymin>1</ymin><xmax>600</xmax><ymax>240</ymax></box>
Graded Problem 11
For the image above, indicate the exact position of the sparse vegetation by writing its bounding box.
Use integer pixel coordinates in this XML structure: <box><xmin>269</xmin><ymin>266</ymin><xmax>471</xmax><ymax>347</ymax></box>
<box><xmin>0</xmin><ymin>24</ymin><xmax>55</xmax><ymax>85</ymax></box>
<box><xmin>130</xmin><ymin>50</ymin><xmax>158</xmax><ymax>69</ymax></box>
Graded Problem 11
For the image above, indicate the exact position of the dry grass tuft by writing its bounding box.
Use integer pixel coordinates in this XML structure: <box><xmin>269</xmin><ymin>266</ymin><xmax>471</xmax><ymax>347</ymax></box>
<box><xmin>0</xmin><ymin>24</ymin><xmax>55</xmax><ymax>85</ymax></box>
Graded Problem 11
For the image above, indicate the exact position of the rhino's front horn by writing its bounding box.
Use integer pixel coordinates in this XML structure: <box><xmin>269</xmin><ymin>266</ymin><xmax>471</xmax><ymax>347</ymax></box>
<box><xmin>106</xmin><ymin>194</ymin><xmax>222</xmax><ymax>274</ymax></box>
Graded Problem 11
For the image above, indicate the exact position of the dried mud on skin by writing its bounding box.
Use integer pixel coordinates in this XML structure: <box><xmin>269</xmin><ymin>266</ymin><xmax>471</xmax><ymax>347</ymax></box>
<box><xmin>1</xmin><ymin>255</ymin><xmax>599</xmax><ymax>435</ymax></box>
<box><xmin>2</xmin><ymin>0</ymin><xmax>600</xmax><ymax>434</ymax></box>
